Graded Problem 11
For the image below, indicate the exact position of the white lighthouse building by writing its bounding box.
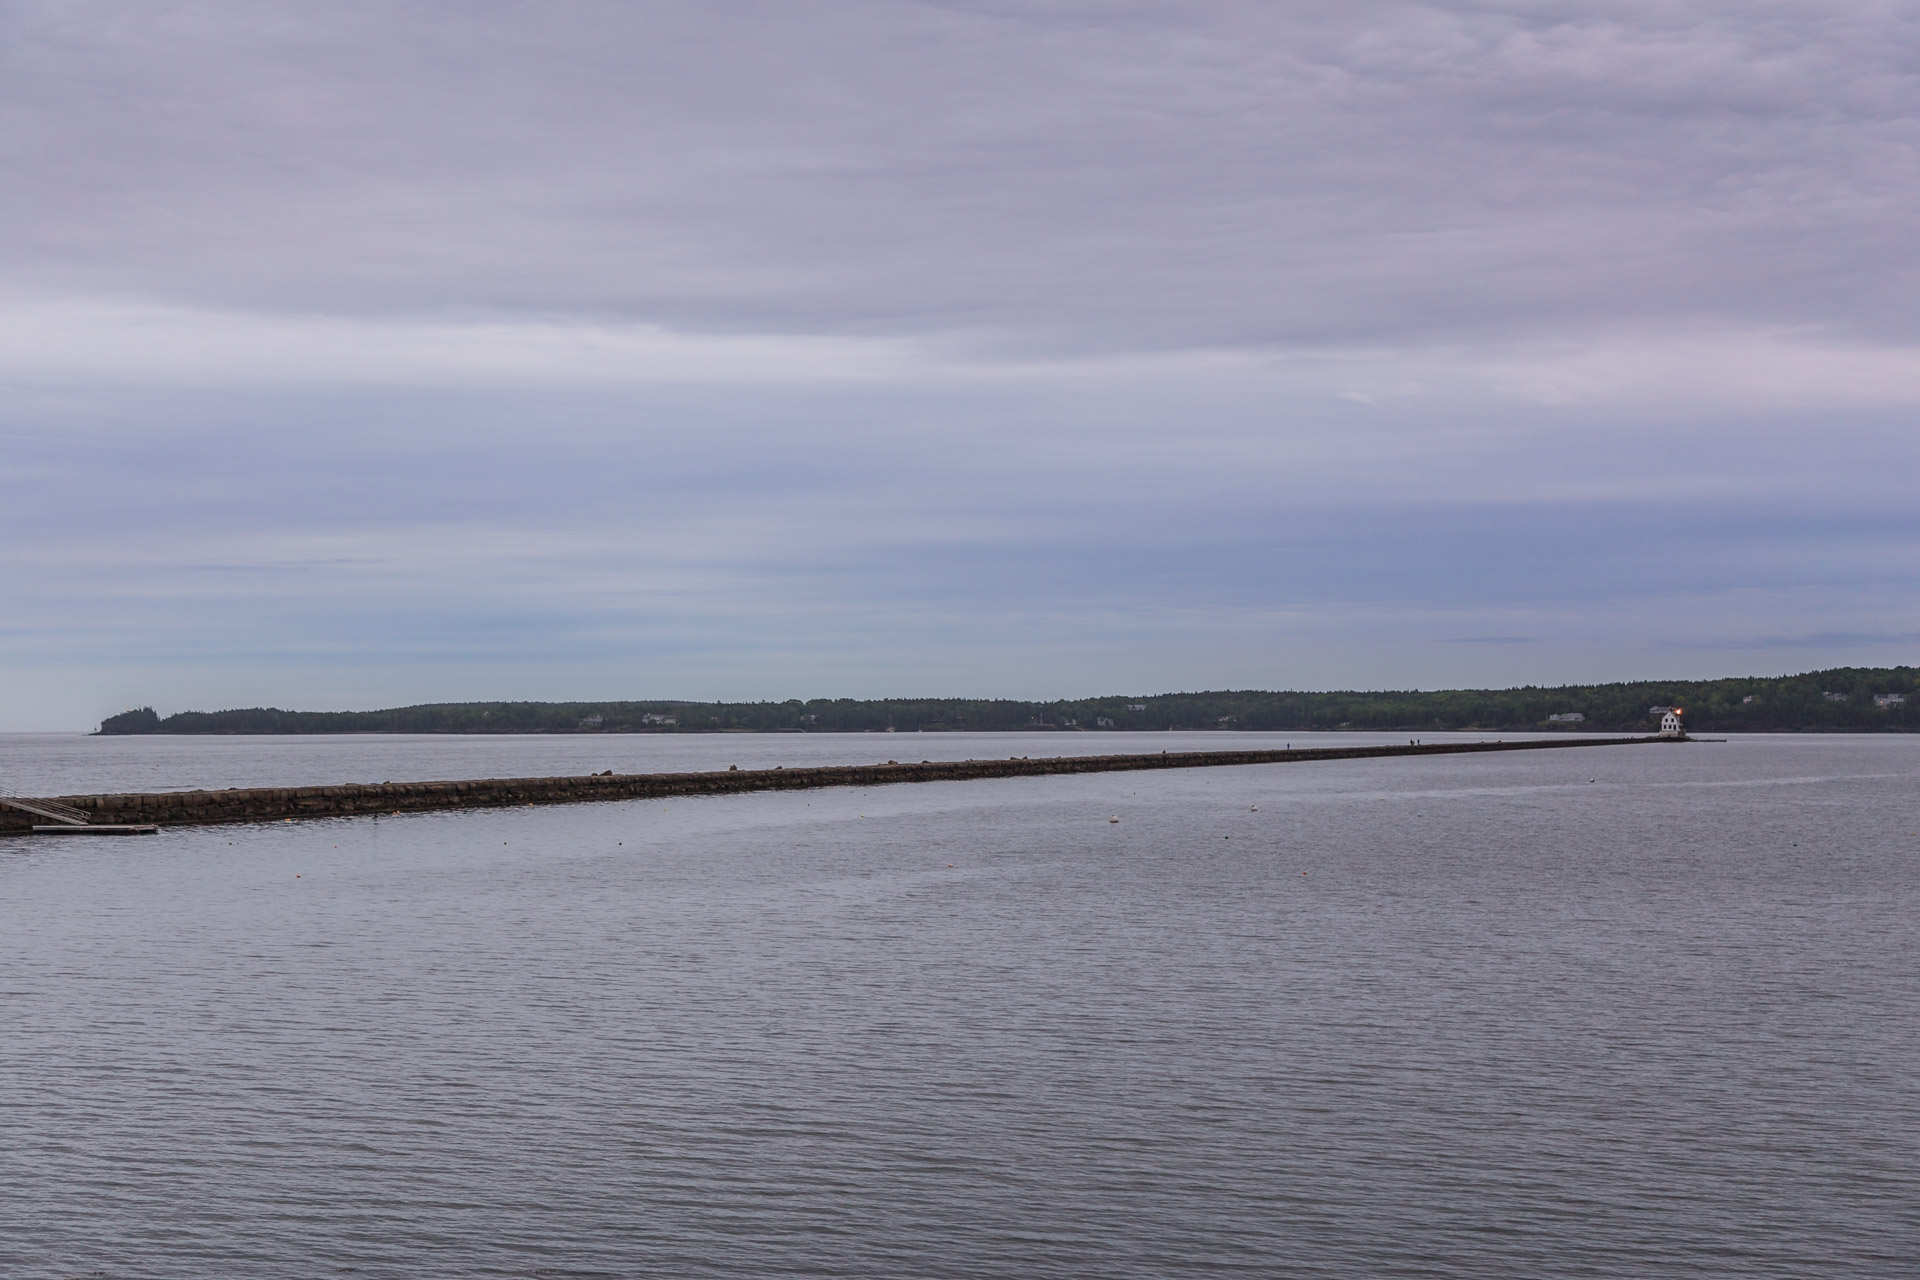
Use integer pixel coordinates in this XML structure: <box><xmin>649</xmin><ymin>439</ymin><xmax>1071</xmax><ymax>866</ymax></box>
<box><xmin>1659</xmin><ymin>709</ymin><xmax>1684</xmax><ymax>737</ymax></box>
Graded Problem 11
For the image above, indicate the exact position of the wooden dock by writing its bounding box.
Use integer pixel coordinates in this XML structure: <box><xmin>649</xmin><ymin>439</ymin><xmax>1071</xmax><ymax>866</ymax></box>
<box><xmin>0</xmin><ymin>734</ymin><xmax>1684</xmax><ymax>835</ymax></box>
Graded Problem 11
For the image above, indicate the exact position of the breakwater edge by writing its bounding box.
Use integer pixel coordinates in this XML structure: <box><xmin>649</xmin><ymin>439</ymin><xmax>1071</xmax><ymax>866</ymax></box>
<box><xmin>3</xmin><ymin>735</ymin><xmax>1683</xmax><ymax>833</ymax></box>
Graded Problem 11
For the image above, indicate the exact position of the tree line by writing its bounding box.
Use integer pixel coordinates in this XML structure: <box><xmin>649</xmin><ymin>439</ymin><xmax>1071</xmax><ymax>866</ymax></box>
<box><xmin>95</xmin><ymin>666</ymin><xmax>1920</xmax><ymax>735</ymax></box>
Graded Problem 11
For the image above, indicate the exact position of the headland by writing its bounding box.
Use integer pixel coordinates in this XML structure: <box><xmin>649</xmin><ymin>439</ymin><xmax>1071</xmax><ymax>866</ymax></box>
<box><xmin>91</xmin><ymin>665</ymin><xmax>1917</xmax><ymax>736</ymax></box>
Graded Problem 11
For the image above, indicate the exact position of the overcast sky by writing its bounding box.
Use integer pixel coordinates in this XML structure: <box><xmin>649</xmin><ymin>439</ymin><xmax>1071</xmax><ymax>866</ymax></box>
<box><xmin>4</xmin><ymin>1</ymin><xmax>1918</xmax><ymax>729</ymax></box>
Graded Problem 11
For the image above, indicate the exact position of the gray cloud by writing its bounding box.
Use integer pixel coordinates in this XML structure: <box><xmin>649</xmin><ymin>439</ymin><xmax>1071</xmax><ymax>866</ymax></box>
<box><xmin>5</xmin><ymin>1</ymin><xmax>1917</xmax><ymax>351</ymax></box>
<box><xmin>4</xmin><ymin>2</ymin><xmax>1920</xmax><ymax>728</ymax></box>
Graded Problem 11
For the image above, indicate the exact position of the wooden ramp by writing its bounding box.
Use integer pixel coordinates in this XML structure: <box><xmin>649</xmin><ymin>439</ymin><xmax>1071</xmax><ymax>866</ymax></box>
<box><xmin>2</xmin><ymin>788</ymin><xmax>158</xmax><ymax>835</ymax></box>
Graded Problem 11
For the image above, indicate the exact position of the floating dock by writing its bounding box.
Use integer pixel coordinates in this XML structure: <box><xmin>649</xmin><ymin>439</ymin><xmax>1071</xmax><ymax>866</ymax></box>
<box><xmin>0</xmin><ymin>734</ymin><xmax>1682</xmax><ymax>834</ymax></box>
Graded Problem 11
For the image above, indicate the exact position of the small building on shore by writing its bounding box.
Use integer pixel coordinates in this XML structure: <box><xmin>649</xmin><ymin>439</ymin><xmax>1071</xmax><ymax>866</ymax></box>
<box><xmin>1659</xmin><ymin>710</ymin><xmax>1684</xmax><ymax>737</ymax></box>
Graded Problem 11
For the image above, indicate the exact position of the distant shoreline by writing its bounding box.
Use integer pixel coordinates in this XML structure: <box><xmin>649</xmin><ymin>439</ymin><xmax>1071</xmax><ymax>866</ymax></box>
<box><xmin>94</xmin><ymin>666</ymin><xmax>1919</xmax><ymax>736</ymax></box>
<box><xmin>80</xmin><ymin>725</ymin><xmax>1899</xmax><ymax>736</ymax></box>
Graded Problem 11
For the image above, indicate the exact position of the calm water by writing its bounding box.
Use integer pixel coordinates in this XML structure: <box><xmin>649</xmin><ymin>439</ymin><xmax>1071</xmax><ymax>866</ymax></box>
<box><xmin>2</xmin><ymin>734</ymin><xmax>1916</xmax><ymax>1277</ymax></box>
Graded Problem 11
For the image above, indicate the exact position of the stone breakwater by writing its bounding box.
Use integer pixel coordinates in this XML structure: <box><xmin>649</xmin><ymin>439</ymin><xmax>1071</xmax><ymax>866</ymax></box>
<box><xmin>2</xmin><ymin>736</ymin><xmax>1679</xmax><ymax>833</ymax></box>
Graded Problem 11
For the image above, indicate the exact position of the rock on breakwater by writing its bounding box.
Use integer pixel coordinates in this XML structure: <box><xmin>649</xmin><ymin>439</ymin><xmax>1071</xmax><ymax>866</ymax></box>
<box><xmin>1</xmin><ymin>736</ymin><xmax>1681</xmax><ymax>833</ymax></box>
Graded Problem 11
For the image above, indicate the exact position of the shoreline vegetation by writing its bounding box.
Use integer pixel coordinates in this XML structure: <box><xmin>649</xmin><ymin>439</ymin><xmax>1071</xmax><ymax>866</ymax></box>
<box><xmin>95</xmin><ymin>665</ymin><xmax>1918</xmax><ymax>736</ymax></box>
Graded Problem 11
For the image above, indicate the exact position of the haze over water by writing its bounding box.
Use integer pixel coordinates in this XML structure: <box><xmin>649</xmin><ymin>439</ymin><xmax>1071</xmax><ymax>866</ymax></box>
<box><xmin>3</xmin><ymin>733</ymin><xmax>1916</xmax><ymax>1277</ymax></box>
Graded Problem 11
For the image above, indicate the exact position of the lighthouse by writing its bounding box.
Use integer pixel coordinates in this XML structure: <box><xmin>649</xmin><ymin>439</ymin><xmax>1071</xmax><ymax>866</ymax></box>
<box><xmin>1659</xmin><ymin>709</ymin><xmax>1684</xmax><ymax>738</ymax></box>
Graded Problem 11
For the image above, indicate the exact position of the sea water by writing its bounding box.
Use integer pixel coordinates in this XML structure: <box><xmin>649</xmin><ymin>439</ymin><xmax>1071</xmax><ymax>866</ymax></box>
<box><xmin>2</xmin><ymin>733</ymin><xmax>1916</xmax><ymax>1277</ymax></box>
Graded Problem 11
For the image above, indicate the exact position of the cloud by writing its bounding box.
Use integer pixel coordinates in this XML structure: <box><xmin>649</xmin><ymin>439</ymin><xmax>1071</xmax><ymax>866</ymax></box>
<box><xmin>0</xmin><ymin>295</ymin><xmax>920</xmax><ymax>386</ymax></box>
<box><xmin>4</xmin><ymin>2</ymin><xmax>1919</xmax><ymax>727</ymax></box>
<box><xmin>4</xmin><ymin>2</ymin><xmax>1917</xmax><ymax>350</ymax></box>
<box><xmin>7</xmin><ymin>294</ymin><xmax>1920</xmax><ymax>428</ymax></box>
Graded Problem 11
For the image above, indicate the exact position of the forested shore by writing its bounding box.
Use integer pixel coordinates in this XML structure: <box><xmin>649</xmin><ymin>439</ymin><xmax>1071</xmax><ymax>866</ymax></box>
<box><xmin>95</xmin><ymin>666</ymin><xmax>1919</xmax><ymax>735</ymax></box>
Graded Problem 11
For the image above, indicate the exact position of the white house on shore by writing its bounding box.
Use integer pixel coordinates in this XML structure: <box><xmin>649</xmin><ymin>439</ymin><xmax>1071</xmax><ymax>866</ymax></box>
<box><xmin>1659</xmin><ymin>710</ymin><xmax>1684</xmax><ymax>737</ymax></box>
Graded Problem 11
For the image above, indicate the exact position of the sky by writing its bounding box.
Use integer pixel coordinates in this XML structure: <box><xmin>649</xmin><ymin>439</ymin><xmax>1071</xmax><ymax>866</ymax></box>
<box><xmin>4</xmin><ymin>1</ymin><xmax>1919</xmax><ymax>730</ymax></box>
